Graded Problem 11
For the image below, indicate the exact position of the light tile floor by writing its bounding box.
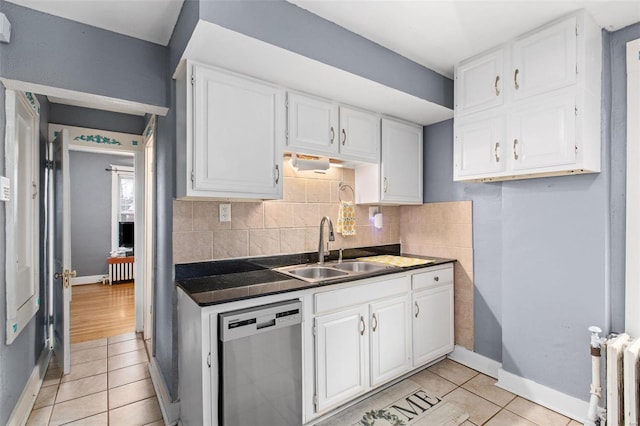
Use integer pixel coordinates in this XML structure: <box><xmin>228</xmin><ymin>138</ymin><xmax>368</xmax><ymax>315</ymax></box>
<box><xmin>28</xmin><ymin>340</ymin><xmax>582</xmax><ymax>426</ymax></box>
<box><xmin>27</xmin><ymin>332</ymin><xmax>163</xmax><ymax>426</ymax></box>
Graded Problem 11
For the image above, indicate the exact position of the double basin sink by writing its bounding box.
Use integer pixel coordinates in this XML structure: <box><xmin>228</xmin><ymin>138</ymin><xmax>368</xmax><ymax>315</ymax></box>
<box><xmin>274</xmin><ymin>260</ymin><xmax>397</xmax><ymax>283</ymax></box>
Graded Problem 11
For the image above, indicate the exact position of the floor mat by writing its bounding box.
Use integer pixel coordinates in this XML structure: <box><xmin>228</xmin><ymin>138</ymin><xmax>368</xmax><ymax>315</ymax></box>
<box><xmin>319</xmin><ymin>380</ymin><xmax>468</xmax><ymax>426</ymax></box>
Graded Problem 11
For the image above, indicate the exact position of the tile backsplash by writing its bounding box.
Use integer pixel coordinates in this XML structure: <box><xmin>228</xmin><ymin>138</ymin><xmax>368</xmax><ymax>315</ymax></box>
<box><xmin>172</xmin><ymin>160</ymin><xmax>400</xmax><ymax>264</ymax></box>
<box><xmin>400</xmin><ymin>201</ymin><xmax>474</xmax><ymax>351</ymax></box>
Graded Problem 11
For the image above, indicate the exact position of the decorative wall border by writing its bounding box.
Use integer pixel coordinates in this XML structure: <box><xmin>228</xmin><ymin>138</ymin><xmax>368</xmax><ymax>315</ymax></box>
<box><xmin>48</xmin><ymin>124</ymin><xmax>143</xmax><ymax>152</ymax></box>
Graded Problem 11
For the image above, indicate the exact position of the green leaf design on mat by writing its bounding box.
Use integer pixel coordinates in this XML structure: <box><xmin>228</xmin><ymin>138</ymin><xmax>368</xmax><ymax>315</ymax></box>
<box><xmin>358</xmin><ymin>409</ymin><xmax>406</xmax><ymax>426</ymax></box>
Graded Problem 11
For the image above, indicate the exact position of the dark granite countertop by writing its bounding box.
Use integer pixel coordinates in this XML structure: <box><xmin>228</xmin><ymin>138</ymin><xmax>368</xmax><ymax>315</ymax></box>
<box><xmin>176</xmin><ymin>244</ymin><xmax>456</xmax><ymax>306</ymax></box>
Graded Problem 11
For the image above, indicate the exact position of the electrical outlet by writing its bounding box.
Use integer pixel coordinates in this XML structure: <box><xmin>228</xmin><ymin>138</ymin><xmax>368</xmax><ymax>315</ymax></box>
<box><xmin>219</xmin><ymin>203</ymin><xmax>231</xmax><ymax>222</ymax></box>
<box><xmin>368</xmin><ymin>206</ymin><xmax>380</xmax><ymax>219</ymax></box>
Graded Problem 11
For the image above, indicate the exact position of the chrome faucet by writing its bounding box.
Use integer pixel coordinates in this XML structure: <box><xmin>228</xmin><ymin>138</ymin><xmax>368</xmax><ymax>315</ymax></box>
<box><xmin>318</xmin><ymin>216</ymin><xmax>335</xmax><ymax>265</ymax></box>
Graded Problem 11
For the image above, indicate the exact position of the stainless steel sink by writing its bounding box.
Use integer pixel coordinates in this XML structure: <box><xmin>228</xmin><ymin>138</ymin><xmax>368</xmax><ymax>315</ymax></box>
<box><xmin>286</xmin><ymin>266</ymin><xmax>348</xmax><ymax>281</ymax></box>
<box><xmin>332</xmin><ymin>261</ymin><xmax>389</xmax><ymax>273</ymax></box>
<box><xmin>274</xmin><ymin>260</ymin><xmax>397</xmax><ymax>283</ymax></box>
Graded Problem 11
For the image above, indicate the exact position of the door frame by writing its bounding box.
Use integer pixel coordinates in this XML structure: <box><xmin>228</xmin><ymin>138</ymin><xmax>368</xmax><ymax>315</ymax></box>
<box><xmin>48</xmin><ymin>124</ymin><xmax>148</xmax><ymax>335</ymax></box>
<box><xmin>626</xmin><ymin>38</ymin><xmax>640</xmax><ymax>336</ymax></box>
<box><xmin>142</xmin><ymin>116</ymin><xmax>156</xmax><ymax>344</ymax></box>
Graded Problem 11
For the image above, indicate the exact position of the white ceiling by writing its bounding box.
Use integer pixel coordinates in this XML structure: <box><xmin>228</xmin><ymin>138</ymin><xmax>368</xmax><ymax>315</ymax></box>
<box><xmin>289</xmin><ymin>0</ymin><xmax>640</xmax><ymax>78</ymax></box>
<box><xmin>6</xmin><ymin>0</ymin><xmax>184</xmax><ymax>45</ymax></box>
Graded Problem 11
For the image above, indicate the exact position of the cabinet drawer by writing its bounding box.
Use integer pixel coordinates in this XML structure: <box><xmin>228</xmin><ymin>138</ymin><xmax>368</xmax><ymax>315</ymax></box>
<box><xmin>315</xmin><ymin>276</ymin><xmax>409</xmax><ymax>315</ymax></box>
<box><xmin>412</xmin><ymin>266</ymin><xmax>453</xmax><ymax>290</ymax></box>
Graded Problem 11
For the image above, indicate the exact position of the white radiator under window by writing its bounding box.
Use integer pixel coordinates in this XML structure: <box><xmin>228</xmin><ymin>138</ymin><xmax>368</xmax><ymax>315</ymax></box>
<box><xmin>607</xmin><ymin>334</ymin><xmax>640</xmax><ymax>426</ymax></box>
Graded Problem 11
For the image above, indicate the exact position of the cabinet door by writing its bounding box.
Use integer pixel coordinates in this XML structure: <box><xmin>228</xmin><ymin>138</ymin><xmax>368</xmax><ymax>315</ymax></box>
<box><xmin>370</xmin><ymin>295</ymin><xmax>411</xmax><ymax>387</ymax></box>
<box><xmin>339</xmin><ymin>106</ymin><xmax>380</xmax><ymax>162</ymax></box>
<box><xmin>315</xmin><ymin>305</ymin><xmax>368</xmax><ymax>413</ymax></box>
<box><xmin>509</xmin><ymin>94</ymin><xmax>576</xmax><ymax>171</ymax></box>
<box><xmin>287</xmin><ymin>92</ymin><xmax>339</xmax><ymax>156</ymax></box>
<box><xmin>380</xmin><ymin>118</ymin><xmax>423</xmax><ymax>204</ymax></box>
<box><xmin>454</xmin><ymin>115</ymin><xmax>505</xmax><ymax>179</ymax></box>
<box><xmin>192</xmin><ymin>66</ymin><xmax>284</xmax><ymax>198</ymax></box>
<box><xmin>512</xmin><ymin>17</ymin><xmax>577</xmax><ymax>101</ymax></box>
<box><xmin>412</xmin><ymin>285</ymin><xmax>454</xmax><ymax>367</ymax></box>
<box><xmin>455</xmin><ymin>48</ymin><xmax>504</xmax><ymax>115</ymax></box>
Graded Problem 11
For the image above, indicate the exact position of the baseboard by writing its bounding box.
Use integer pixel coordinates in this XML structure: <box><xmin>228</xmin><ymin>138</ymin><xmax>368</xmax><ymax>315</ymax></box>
<box><xmin>6</xmin><ymin>345</ymin><xmax>51</xmax><ymax>426</ymax></box>
<box><xmin>71</xmin><ymin>274</ymin><xmax>107</xmax><ymax>285</ymax></box>
<box><xmin>148</xmin><ymin>357</ymin><xmax>180</xmax><ymax>425</ymax></box>
<box><xmin>496</xmin><ymin>368</ymin><xmax>589</xmax><ymax>423</ymax></box>
<box><xmin>447</xmin><ymin>345</ymin><xmax>501</xmax><ymax>378</ymax></box>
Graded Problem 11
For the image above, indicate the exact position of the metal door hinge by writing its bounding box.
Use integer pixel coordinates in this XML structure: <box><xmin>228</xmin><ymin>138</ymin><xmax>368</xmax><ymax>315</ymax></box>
<box><xmin>191</xmin><ymin>75</ymin><xmax>195</xmax><ymax>85</ymax></box>
<box><xmin>207</xmin><ymin>352</ymin><xmax>211</xmax><ymax>368</ymax></box>
<box><xmin>44</xmin><ymin>160</ymin><xmax>54</xmax><ymax>170</ymax></box>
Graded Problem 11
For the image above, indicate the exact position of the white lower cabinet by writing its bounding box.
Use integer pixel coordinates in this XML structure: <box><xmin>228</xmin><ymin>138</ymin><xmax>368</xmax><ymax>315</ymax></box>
<box><xmin>315</xmin><ymin>305</ymin><xmax>369</xmax><ymax>413</ymax></box>
<box><xmin>412</xmin><ymin>285</ymin><xmax>455</xmax><ymax>367</ymax></box>
<box><xmin>370</xmin><ymin>295</ymin><xmax>411</xmax><ymax>387</ymax></box>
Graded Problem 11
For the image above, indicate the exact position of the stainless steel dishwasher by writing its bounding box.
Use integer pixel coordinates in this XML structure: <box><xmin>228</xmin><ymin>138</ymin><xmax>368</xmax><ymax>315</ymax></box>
<box><xmin>219</xmin><ymin>299</ymin><xmax>302</xmax><ymax>426</ymax></box>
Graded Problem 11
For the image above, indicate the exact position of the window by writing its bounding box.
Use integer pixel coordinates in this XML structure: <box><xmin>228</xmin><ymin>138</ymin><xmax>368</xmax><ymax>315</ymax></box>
<box><xmin>111</xmin><ymin>165</ymin><xmax>134</xmax><ymax>253</ymax></box>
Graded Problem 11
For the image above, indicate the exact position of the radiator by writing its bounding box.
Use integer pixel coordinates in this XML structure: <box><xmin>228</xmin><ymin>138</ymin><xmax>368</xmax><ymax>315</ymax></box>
<box><xmin>107</xmin><ymin>256</ymin><xmax>135</xmax><ymax>284</ymax></box>
<box><xmin>606</xmin><ymin>334</ymin><xmax>640</xmax><ymax>426</ymax></box>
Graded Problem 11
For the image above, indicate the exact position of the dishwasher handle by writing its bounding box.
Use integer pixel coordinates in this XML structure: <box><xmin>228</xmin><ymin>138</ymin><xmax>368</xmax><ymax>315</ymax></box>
<box><xmin>219</xmin><ymin>299</ymin><xmax>302</xmax><ymax>342</ymax></box>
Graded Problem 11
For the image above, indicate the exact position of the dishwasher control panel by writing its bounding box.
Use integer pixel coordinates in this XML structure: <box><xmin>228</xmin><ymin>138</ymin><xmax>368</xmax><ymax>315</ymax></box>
<box><xmin>219</xmin><ymin>299</ymin><xmax>302</xmax><ymax>342</ymax></box>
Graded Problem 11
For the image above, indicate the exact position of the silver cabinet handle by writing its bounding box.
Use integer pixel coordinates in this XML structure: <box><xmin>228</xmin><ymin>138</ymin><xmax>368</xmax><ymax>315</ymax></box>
<box><xmin>360</xmin><ymin>316</ymin><xmax>365</xmax><ymax>336</ymax></box>
<box><xmin>372</xmin><ymin>313</ymin><xmax>378</xmax><ymax>332</ymax></box>
<box><xmin>275</xmin><ymin>164</ymin><xmax>280</xmax><ymax>184</ymax></box>
<box><xmin>434</xmin><ymin>275</ymin><xmax>439</xmax><ymax>282</ymax></box>
<box><xmin>494</xmin><ymin>75</ymin><xmax>501</xmax><ymax>96</ymax></box>
<box><xmin>383</xmin><ymin>177</ymin><xmax>389</xmax><ymax>193</ymax></box>
<box><xmin>514</xmin><ymin>69</ymin><xmax>520</xmax><ymax>90</ymax></box>
<box><xmin>415</xmin><ymin>301</ymin><xmax>420</xmax><ymax>318</ymax></box>
<box><xmin>330</xmin><ymin>126</ymin><xmax>335</xmax><ymax>144</ymax></box>
<box><xmin>341</xmin><ymin>129</ymin><xmax>347</xmax><ymax>146</ymax></box>
<box><xmin>494</xmin><ymin>142</ymin><xmax>500</xmax><ymax>162</ymax></box>
<box><xmin>513</xmin><ymin>139</ymin><xmax>519</xmax><ymax>160</ymax></box>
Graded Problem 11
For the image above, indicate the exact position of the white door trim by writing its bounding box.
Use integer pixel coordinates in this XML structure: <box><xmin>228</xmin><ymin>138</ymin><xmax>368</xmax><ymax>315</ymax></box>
<box><xmin>626</xmin><ymin>38</ymin><xmax>640</xmax><ymax>337</ymax></box>
<box><xmin>143</xmin><ymin>116</ymin><xmax>156</xmax><ymax>342</ymax></box>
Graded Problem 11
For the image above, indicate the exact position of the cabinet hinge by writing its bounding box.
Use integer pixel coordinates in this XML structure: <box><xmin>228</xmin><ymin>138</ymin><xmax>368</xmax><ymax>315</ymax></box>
<box><xmin>575</xmin><ymin>106</ymin><xmax>578</xmax><ymax>116</ymax></box>
<box><xmin>285</xmin><ymin>97</ymin><xmax>289</xmax><ymax>108</ymax></box>
<box><xmin>190</xmin><ymin>170</ymin><xmax>195</xmax><ymax>182</ymax></box>
<box><xmin>314</xmin><ymin>395</ymin><xmax>318</xmax><ymax>409</ymax></box>
<box><xmin>285</xmin><ymin>129</ymin><xmax>289</xmax><ymax>141</ymax></box>
<box><xmin>575</xmin><ymin>145</ymin><xmax>579</xmax><ymax>155</ymax></box>
<box><xmin>312</xmin><ymin>324</ymin><xmax>317</xmax><ymax>336</ymax></box>
<box><xmin>575</xmin><ymin>25</ymin><xmax>579</xmax><ymax>36</ymax></box>
<box><xmin>207</xmin><ymin>352</ymin><xmax>211</xmax><ymax>368</ymax></box>
<box><xmin>191</xmin><ymin>74</ymin><xmax>195</xmax><ymax>85</ymax></box>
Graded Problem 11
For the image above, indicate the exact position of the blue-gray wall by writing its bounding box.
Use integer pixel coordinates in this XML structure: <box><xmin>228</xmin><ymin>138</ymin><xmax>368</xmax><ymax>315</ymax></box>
<box><xmin>0</xmin><ymin>2</ymin><xmax>168</xmax><ymax>421</ymax></box>
<box><xmin>70</xmin><ymin>152</ymin><xmax>134</xmax><ymax>277</ymax></box>
<box><xmin>423</xmin><ymin>23</ymin><xmax>640</xmax><ymax>400</ymax></box>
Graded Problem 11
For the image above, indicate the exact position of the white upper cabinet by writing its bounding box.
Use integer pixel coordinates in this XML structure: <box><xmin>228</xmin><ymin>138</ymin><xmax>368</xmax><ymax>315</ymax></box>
<box><xmin>286</xmin><ymin>92</ymin><xmax>379</xmax><ymax>163</ymax></box>
<box><xmin>453</xmin><ymin>11</ymin><xmax>601</xmax><ymax>182</ymax></box>
<box><xmin>176</xmin><ymin>62</ymin><xmax>284</xmax><ymax>199</ymax></box>
<box><xmin>454</xmin><ymin>115</ymin><xmax>505</xmax><ymax>177</ymax></box>
<box><xmin>355</xmin><ymin>117</ymin><xmax>423</xmax><ymax>205</ymax></box>
<box><xmin>287</xmin><ymin>92</ymin><xmax>339</xmax><ymax>157</ymax></box>
<box><xmin>338</xmin><ymin>106</ymin><xmax>380</xmax><ymax>163</ymax></box>
<box><xmin>511</xmin><ymin>17</ymin><xmax>577</xmax><ymax>101</ymax></box>
<box><xmin>455</xmin><ymin>48</ymin><xmax>504</xmax><ymax>115</ymax></box>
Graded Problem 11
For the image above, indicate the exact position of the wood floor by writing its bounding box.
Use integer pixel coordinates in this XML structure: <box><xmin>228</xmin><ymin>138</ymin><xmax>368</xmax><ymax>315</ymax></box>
<box><xmin>70</xmin><ymin>282</ymin><xmax>135</xmax><ymax>343</ymax></box>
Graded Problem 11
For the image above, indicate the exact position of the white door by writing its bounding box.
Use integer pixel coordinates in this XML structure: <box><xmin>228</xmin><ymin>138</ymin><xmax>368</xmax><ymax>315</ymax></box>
<box><xmin>455</xmin><ymin>48</ymin><xmax>504</xmax><ymax>115</ymax></box>
<box><xmin>192</xmin><ymin>66</ymin><xmax>283</xmax><ymax>199</ymax></box>
<box><xmin>287</xmin><ymin>92</ymin><xmax>339</xmax><ymax>156</ymax></box>
<box><xmin>509</xmin><ymin>94</ymin><xmax>576</xmax><ymax>171</ymax></box>
<box><xmin>512</xmin><ymin>16</ymin><xmax>577</xmax><ymax>101</ymax></box>
<box><xmin>52</xmin><ymin>129</ymin><xmax>74</xmax><ymax>373</ymax></box>
<box><xmin>315</xmin><ymin>305</ymin><xmax>368</xmax><ymax>413</ymax></box>
<box><xmin>412</xmin><ymin>285</ymin><xmax>454</xmax><ymax>367</ymax></box>
<box><xmin>380</xmin><ymin>118</ymin><xmax>423</xmax><ymax>204</ymax></box>
<box><xmin>339</xmin><ymin>106</ymin><xmax>380</xmax><ymax>162</ymax></box>
<box><xmin>370</xmin><ymin>295</ymin><xmax>411</xmax><ymax>387</ymax></box>
<box><xmin>454</xmin><ymin>115</ymin><xmax>505</xmax><ymax>179</ymax></box>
